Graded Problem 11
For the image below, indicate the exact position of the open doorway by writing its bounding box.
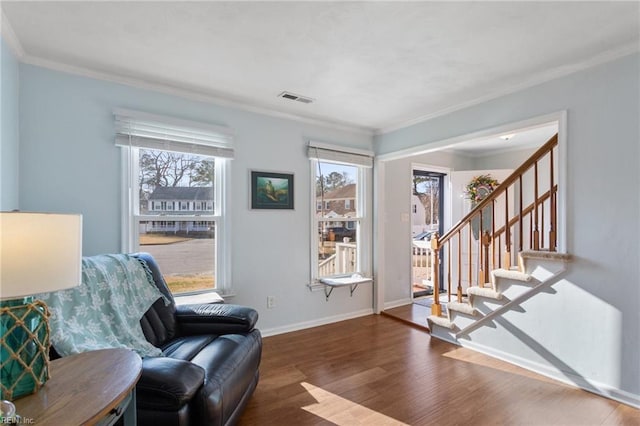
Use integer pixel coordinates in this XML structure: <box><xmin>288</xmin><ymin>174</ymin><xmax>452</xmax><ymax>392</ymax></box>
<box><xmin>378</xmin><ymin>115</ymin><xmax>565</xmax><ymax>333</ymax></box>
<box><xmin>411</xmin><ymin>169</ymin><xmax>446</xmax><ymax>299</ymax></box>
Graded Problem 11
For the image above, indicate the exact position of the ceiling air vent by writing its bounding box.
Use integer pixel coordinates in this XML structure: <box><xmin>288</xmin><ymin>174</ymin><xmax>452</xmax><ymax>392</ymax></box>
<box><xmin>278</xmin><ymin>91</ymin><xmax>314</xmax><ymax>104</ymax></box>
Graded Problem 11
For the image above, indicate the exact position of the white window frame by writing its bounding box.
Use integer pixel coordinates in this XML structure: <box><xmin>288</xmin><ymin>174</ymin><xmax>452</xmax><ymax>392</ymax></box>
<box><xmin>116</xmin><ymin>109</ymin><xmax>233</xmax><ymax>295</ymax></box>
<box><xmin>308</xmin><ymin>142</ymin><xmax>373</xmax><ymax>286</ymax></box>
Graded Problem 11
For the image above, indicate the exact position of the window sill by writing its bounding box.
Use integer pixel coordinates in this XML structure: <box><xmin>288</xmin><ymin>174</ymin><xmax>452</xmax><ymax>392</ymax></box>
<box><xmin>310</xmin><ymin>275</ymin><xmax>373</xmax><ymax>301</ymax></box>
<box><xmin>174</xmin><ymin>291</ymin><xmax>234</xmax><ymax>305</ymax></box>
<box><xmin>308</xmin><ymin>275</ymin><xmax>373</xmax><ymax>292</ymax></box>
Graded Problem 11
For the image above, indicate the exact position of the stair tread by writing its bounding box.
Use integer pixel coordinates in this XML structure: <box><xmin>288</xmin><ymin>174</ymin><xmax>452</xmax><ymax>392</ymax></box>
<box><xmin>467</xmin><ymin>286</ymin><xmax>503</xmax><ymax>300</ymax></box>
<box><xmin>427</xmin><ymin>315</ymin><xmax>455</xmax><ymax>329</ymax></box>
<box><xmin>492</xmin><ymin>269</ymin><xmax>532</xmax><ymax>282</ymax></box>
<box><xmin>447</xmin><ymin>301</ymin><xmax>477</xmax><ymax>316</ymax></box>
<box><xmin>520</xmin><ymin>250</ymin><xmax>572</xmax><ymax>262</ymax></box>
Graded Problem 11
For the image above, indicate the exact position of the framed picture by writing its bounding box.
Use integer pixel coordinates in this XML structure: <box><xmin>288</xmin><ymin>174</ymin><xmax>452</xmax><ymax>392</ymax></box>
<box><xmin>250</xmin><ymin>171</ymin><xmax>294</xmax><ymax>209</ymax></box>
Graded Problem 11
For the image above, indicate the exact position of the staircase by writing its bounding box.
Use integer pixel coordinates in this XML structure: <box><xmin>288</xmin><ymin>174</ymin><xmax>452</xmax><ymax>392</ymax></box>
<box><xmin>428</xmin><ymin>250</ymin><xmax>571</xmax><ymax>344</ymax></box>
<box><xmin>426</xmin><ymin>133</ymin><xmax>570</xmax><ymax>344</ymax></box>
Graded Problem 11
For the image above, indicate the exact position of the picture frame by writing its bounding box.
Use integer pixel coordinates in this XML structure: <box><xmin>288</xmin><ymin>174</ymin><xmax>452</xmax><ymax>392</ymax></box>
<box><xmin>250</xmin><ymin>171</ymin><xmax>294</xmax><ymax>210</ymax></box>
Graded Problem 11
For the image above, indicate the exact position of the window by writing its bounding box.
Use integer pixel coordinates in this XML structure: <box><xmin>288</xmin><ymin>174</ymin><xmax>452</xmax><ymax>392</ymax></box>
<box><xmin>308</xmin><ymin>142</ymin><xmax>373</xmax><ymax>282</ymax></box>
<box><xmin>116</xmin><ymin>109</ymin><xmax>234</xmax><ymax>295</ymax></box>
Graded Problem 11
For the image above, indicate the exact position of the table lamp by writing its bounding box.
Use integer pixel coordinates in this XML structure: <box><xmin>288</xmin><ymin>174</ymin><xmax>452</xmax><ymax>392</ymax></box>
<box><xmin>0</xmin><ymin>212</ymin><xmax>82</xmax><ymax>400</ymax></box>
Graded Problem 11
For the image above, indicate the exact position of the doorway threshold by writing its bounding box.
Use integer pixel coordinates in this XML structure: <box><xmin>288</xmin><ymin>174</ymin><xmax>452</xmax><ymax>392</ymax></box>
<box><xmin>382</xmin><ymin>303</ymin><xmax>430</xmax><ymax>331</ymax></box>
<box><xmin>382</xmin><ymin>294</ymin><xmax>450</xmax><ymax>332</ymax></box>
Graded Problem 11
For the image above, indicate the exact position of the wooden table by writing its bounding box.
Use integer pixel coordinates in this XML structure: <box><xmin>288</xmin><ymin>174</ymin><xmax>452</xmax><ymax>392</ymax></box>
<box><xmin>13</xmin><ymin>348</ymin><xmax>142</xmax><ymax>425</ymax></box>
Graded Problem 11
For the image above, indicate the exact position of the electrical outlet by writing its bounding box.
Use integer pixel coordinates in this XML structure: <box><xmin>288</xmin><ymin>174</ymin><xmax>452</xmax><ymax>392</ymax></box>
<box><xmin>267</xmin><ymin>296</ymin><xmax>276</xmax><ymax>309</ymax></box>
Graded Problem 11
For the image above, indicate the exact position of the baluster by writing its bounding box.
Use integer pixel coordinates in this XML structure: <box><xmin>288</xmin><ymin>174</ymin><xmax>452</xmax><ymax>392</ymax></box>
<box><xmin>529</xmin><ymin>212</ymin><xmax>533</xmax><ymax>251</ymax></box>
<box><xmin>549</xmin><ymin>147</ymin><xmax>557</xmax><ymax>251</ymax></box>
<box><xmin>498</xmin><ymin>234</ymin><xmax>502</xmax><ymax>269</ymax></box>
<box><xmin>504</xmin><ymin>186</ymin><xmax>511</xmax><ymax>269</ymax></box>
<box><xmin>431</xmin><ymin>233</ymin><xmax>441</xmax><ymax>316</ymax></box>
<box><xmin>478</xmin><ymin>209</ymin><xmax>484</xmax><ymax>286</ymax></box>
<box><xmin>491</xmin><ymin>198</ymin><xmax>496</xmax><ymax>273</ymax></box>
<box><xmin>468</xmin><ymin>223</ymin><xmax>472</xmax><ymax>288</ymax></box>
<box><xmin>541</xmin><ymin>200</ymin><xmax>545</xmax><ymax>249</ymax></box>
<box><xmin>447</xmin><ymin>241</ymin><xmax>452</xmax><ymax>303</ymax></box>
<box><xmin>518</xmin><ymin>176</ymin><xmax>523</xmax><ymax>254</ymax></box>
<box><xmin>457</xmin><ymin>232</ymin><xmax>462</xmax><ymax>303</ymax></box>
<box><xmin>533</xmin><ymin>161</ymin><xmax>540</xmax><ymax>250</ymax></box>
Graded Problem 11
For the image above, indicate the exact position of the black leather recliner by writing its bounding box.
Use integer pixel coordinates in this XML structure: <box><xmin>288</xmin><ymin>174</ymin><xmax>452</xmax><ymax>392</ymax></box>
<box><xmin>132</xmin><ymin>252</ymin><xmax>262</xmax><ymax>426</ymax></box>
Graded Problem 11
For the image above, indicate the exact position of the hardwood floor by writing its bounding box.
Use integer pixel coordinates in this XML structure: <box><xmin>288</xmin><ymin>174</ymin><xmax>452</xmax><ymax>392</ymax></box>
<box><xmin>239</xmin><ymin>314</ymin><xmax>639</xmax><ymax>426</ymax></box>
<box><xmin>381</xmin><ymin>302</ymin><xmax>431</xmax><ymax>331</ymax></box>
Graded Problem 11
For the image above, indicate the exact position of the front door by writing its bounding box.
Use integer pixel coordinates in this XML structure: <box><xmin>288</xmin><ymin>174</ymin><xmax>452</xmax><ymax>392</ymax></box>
<box><xmin>411</xmin><ymin>170</ymin><xmax>445</xmax><ymax>298</ymax></box>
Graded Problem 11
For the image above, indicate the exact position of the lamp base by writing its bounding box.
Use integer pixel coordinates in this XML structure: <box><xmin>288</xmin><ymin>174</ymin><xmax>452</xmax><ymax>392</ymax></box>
<box><xmin>0</xmin><ymin>297</ymin><xmax>50</xmax><ymax>400</ymax></box>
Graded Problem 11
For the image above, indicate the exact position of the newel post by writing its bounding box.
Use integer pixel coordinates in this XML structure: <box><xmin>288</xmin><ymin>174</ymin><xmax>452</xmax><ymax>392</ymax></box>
<box><xmin>431</xmin><ymin>233</ymin><xmax>442</xmax><ymax>316</ymax></box>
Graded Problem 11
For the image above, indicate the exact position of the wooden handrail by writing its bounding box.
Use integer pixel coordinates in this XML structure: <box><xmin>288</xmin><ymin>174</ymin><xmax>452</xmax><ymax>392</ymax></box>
<box><xmin>429</xmin><ymin>133</ymin><xmax>559</xmax><ymax>315</ymax></box>
<box><xmin>439</xmin><ymin>134</ymin><xmax>558</xmax><ymax>246</ymax></box>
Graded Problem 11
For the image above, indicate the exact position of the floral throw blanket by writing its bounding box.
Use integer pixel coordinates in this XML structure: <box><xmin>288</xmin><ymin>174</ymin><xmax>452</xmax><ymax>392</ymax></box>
<box><xmin>39</xmin><ymin>254</ymin><xmax>166</xmax><ymax>357</ymax></box>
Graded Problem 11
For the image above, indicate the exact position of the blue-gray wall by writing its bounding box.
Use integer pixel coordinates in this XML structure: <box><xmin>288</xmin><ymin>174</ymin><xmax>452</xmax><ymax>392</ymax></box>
<box><xmin>8</xmin><ymin>31</ymin><xmax>639</xmax><ymax>404</ymax></box>
<box><xmin>1</xmin><ymin>38</ymin><xmax>20</xmax><ymax>210</ymax></box>
<box><xmin>377</xmin><ymin>53</ymin><xmax>640</xmax><ymax>401</ymax></box>
<box><xmin>17</xmin><ymin>63</ymin><xmax>374</xmax><ymax>332</ymax></box>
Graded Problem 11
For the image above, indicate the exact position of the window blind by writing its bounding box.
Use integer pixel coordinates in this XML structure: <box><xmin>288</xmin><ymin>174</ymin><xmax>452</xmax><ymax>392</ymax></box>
<box><xmin>307</xmin><ymin>141</ymin><xmax>373</xmax><ymax>168</ymax></box>
<box><xmin>114</xmin><ymin>108</ymin><xmax>234</xmax><ymax>158</ymax></box>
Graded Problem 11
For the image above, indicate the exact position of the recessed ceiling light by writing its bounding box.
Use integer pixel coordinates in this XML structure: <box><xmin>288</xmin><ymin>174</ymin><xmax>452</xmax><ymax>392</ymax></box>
<box><xmin>499</xmin><ymin>134</ymin><xmax>516</xmax><ymax>141</ymax></box>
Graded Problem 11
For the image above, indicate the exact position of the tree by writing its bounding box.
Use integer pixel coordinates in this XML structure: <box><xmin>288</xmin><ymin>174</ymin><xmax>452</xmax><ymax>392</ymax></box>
<box><xmin>324</xmin><ymin>171</ymin><xmax>348</xmax><ymax>191</ymax></box>
<box><xmin>316</xmin><ymin>171</ymin><xmax>353</xmax><ymax>195</ymax></box>
<box><xmin>413</xmin><ymin>175</ymin><xmax>440</xmax><ymax>227</ymax></box>
<box><xmin>413</xmin><ymin>175</ymin><xmax>429</xmax><ymax>195</ymax></box>
<box><xmin>138</xmin><ymin>149</ymin><xmax>215</xmax><ymax>211</ymax></box>
<box><xmin>190</xmin><ymin>159</ymin><xmax>215</xmax><ymax>186</ymax></box>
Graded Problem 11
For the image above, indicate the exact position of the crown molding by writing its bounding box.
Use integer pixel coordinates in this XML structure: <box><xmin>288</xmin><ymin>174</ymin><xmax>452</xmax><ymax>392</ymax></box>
<box><xmin>376</xmin><ymin>41</ymin><xmax>640</xmax><ymax>135</ymax></box>
<box><xmin>19</xmin><ymin>54</ymin><xmax>375</xmax><ymax>137</ymax></box>
<box><xmin>0</xmin><ymin>7</ymin><xmax>25</xmax><ymax>58</ymax></box>
<box><xmin>5</xmin><ymin>7</ymin><xmax>636</xmax><ymax>140</ymax></box>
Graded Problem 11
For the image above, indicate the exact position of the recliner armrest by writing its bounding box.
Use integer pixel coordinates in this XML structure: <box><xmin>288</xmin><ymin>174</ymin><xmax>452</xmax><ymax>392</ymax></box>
<box><xmin>137</xmin><ymin>357</ymin><xmax>205</xmax><ymax>411</ymax></box>
<box><xmin>175</xmin><ymin>304</ymin><xmax>259</xmax><ymax>335</ymax></box>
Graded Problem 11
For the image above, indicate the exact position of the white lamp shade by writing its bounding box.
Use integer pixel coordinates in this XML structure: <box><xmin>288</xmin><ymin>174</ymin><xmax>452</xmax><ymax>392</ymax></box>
<box><xmin>1</xmin><ymin>212</ymin><xmax>83</xmax><ymax>299</ymax></box>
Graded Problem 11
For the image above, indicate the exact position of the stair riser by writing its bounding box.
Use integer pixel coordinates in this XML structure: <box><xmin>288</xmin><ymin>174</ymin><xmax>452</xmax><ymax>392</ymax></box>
<box><xmin>448</xmin><ymin>310</ymin><xmax>479</xmax><ymax>329</ymax></box>
<box><xmin>519</xmin><ymin>257</ymin><xmax>567</xmax><ymax>279</ymax></box>
<box><xmin>428</xmin><ymin>324</ymin><xmax>458</xmax><ymax>344</ymax></box>
<box><xmin>493</xmin><ymin>278</ymin><xmax>536</xmax><ymax>300</ymax></box>
<box><xmin>470</xmin><ymin>296</ymin><xmax>506</xmax><ymax>316</ymax></box>
<box><xmin>429</xmin><ymin>252</ymin><xmax>571</xmax><ymax>346</ymax></box>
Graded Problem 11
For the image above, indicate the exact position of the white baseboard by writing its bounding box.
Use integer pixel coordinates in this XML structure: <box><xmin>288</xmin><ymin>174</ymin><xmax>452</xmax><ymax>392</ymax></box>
<box><xmin>260</xmin><ymin>308</ymin><xmax>375</xmax><ymax>337</ymax></box>
<box><xmin>383</xmin><ymin>298</ymin><xmax>413</xmax><ymax>310</ymax></box>
<box><xmin>460</xmin><ymin>339</ymin><xmax>640</xmax><ymax>409</ymax></box>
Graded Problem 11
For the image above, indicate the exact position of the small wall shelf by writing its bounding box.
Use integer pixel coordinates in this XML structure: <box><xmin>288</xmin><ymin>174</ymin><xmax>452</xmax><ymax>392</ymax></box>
<box><xmin>319</xmin><ymin>275</ymin><xmax>373</xmax><ymax>301</ymax></box>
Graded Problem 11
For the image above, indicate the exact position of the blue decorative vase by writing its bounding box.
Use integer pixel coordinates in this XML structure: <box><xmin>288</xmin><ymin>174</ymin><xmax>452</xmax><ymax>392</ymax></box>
<box><xmin>0</xmin><ymin>297</ymin><xmax>50</xmax><ymax>400</ymax></box>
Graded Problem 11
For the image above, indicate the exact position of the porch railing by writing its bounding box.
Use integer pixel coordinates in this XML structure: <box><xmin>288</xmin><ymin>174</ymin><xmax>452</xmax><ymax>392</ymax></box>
<box><xmin>318</xmin><ymin>242</ymin><xmax>357</xmax><ymax>276</ymax></box>
<box><xmin>429</xmin><ymin>134</ymin><xmax>559</xmax><ymax>316</ymax></box>
<box><xmin>412</xmin><ymin>241</ymin><xmax>434</xmax><ymax>290</ymax></box>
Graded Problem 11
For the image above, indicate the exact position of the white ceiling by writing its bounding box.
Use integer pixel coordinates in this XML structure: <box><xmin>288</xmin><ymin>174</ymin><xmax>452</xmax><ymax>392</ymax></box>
<box><xmin>444</xmin><ymin>122</ymin><xmax>558</xmax><ymax>157</ymax></box>
<box><xmin>1</xmin><ymin>1</ymin><xmax>638</xmax><ymax>134</ymax></box>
